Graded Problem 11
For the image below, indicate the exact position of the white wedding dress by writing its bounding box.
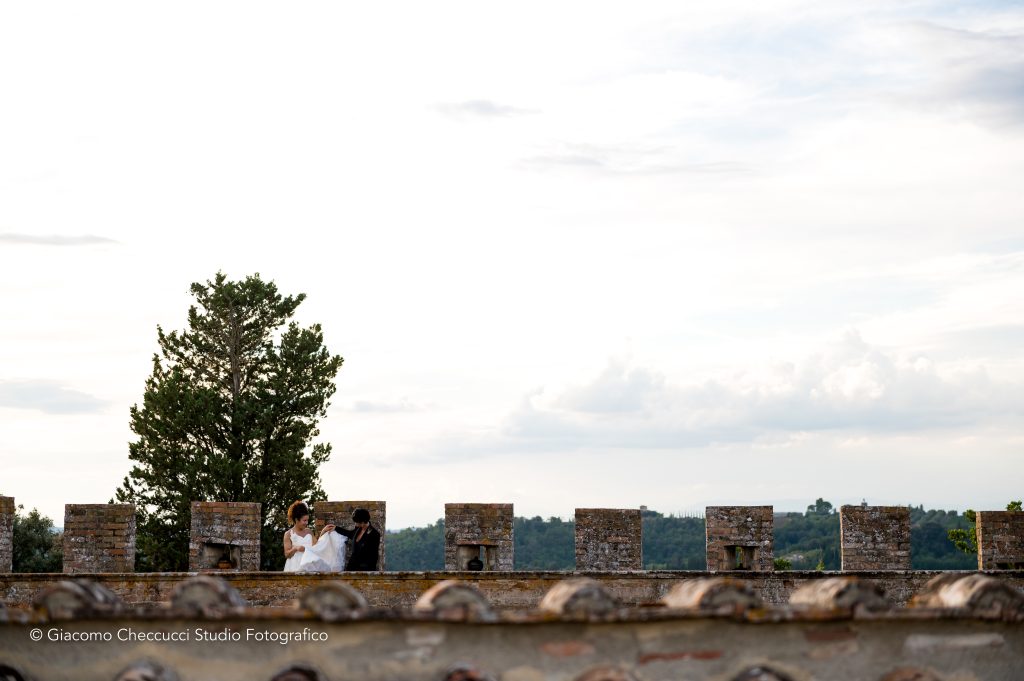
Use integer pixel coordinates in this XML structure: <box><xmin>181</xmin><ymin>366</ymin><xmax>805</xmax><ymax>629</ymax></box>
<box><xmin>283</xmin><ymin>529</ymin><xmax>347</xmax><ymax>572</ymax></box>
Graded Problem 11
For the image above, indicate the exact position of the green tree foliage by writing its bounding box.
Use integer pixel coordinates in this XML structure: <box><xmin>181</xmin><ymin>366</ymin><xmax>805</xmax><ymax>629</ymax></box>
<box><xmin>642</xmin><ymin>510</ymin><xmax>706</xmax><ymax>570</ymax></box>
<box><xmin>11</xmin><ymin>504</ymin><xmax>62</xmax><ymax>572</ymax></box>
<box><xmin>910</xmin><ymin>505</ymin><xmax>974</xmax><ymax>569</ymax></box>
<box><xmin>386</xmin><ymin>520</ymin><xmax>445</xmax><ymax>570</ymax></box>
<box><xmin>947</xmin><ymin>510</ymin><xmax>978</xmax><ymax>555</ymax></box>
<box><xmin>114</xmin><ymin>273</ymin><xmax>343</xmax><ymax>571</ymax></box>
<box><xmin>773</xmin><ymin>557</ymin><xmax>793</xmax><ymax>570</ymax></box>
<box><xmin>776</xmin><ymin>510</ymin><xmax>840</xmax><ymax>569</ymax></box>
<box><xmin>947</xmin><ymin>500</ymin><xmax>1022</xmax><ymax>557</ymax></box>
<box><xmin>805</xmin><ymin>498</ymin><xmax>834</xmax><ymax>516</ymax></box>
<box><xmin>515</xmin><ymin>516</ymin><xmax>575</xmax><ymax>569</ymax></box>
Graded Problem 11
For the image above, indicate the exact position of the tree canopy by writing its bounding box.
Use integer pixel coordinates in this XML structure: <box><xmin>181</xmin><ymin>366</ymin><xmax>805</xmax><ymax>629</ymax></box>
<box><xmin>10</xmin><ymin>504</ymin><xmax>62</xmax><ymax>572</ymax></box>
<box><xmin>805</xmin><ymin>498</ymin><xmax>834</xmax><ymax>516</ymax></box>
<box><xmin>115</xmin><ymin>273</ymin><xmax>343</xmax><ymax>570</ymax></box>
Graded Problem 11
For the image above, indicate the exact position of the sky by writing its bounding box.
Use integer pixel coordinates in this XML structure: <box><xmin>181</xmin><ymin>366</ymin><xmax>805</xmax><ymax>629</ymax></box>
<box><xmin>1</xmin><ymin>1</ymin><xmax>1023</xmax><ymax>530</ymax></box>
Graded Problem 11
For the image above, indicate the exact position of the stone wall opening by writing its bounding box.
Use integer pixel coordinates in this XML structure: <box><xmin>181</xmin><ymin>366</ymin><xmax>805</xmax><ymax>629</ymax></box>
<box><xmin>705</xmin><ymin>506</ymin><xmax>774</xmax><ymax>572</ymax></box>
<box><xmin>444</xmin><ymin>503</ymin><xmax>514</xmax><ymax>571</ymax></box>
<box><xmin>456</xmin><ymin>543</ymin><xmax>497</xmax><ymax>570</ymax></box>
<box><xmin>198</xmin><ymin>541</ymin><xmax>244</xmax><ymax>570</ymax></box>
<box><xmin>189</xmin><ymin>502</ymin><xmax>261</xmax><ymax>572</ymax></box>
<box><xmin>725</xmin><ymin>545</ymin><xmax>758</xmax><ymax>570</ymax></box>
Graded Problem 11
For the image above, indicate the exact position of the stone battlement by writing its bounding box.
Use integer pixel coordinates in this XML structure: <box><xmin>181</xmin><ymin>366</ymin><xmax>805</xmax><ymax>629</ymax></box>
<box><xmin>1</xmin><ymin>500</ymin><xmax>1021</xmax><ymax>576</ymax></box>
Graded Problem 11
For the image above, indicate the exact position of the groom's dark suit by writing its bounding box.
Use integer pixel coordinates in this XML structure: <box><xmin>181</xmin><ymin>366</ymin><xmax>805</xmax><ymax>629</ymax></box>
<box><xmin>334</xmin><ymin>524</ymin><xmax>381</xmax><ymax>571</ymax></box>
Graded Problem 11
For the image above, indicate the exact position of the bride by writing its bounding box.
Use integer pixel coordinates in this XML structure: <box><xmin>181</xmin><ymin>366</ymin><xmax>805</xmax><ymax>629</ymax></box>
<box><xmin>282</xmin><ymin>501</ymin><xmax>347</xmax><ymax>572</ymax></box>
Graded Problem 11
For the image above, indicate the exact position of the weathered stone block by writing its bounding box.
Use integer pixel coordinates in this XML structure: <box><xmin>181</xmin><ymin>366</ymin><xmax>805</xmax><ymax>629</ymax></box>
<box><xmin>62</xmin><ymin>504</ymin><xmax>135</xmax><ymax>573</ymax></box>
<box><xmin>705</xmin><ymin>506</ymin><xmax>773</xmax><ymax>571</ymax></box>
<box><xmin>0</xmin><ymin>496</ymin><xmax>14</xmax><ymax>573</ymax></box>
<box><xmin>189</xmin><ymin>501</ymin><xmax>261</xmax><ymax>571</ymax></box>
<box><xmin>977</xmin><ymin>510</ymin><xmax>1024</xmax><ymax>570</ymax></box>
<box><xmin>575</xmin><ymin>508</ymin><xmax>642</xmax><ymax>571</ymax></box>
<box><xmin>312</xmin><ymin>500</ymin><xmax>386</xmax><ymax>570</ymax></box>
<box><xmin>840</xmin><ymin>505</ymin><xmax>910</xmax><ymax>571</ymax></box>
<box><xmin>444</xmin><ymin>503</ymin><xmax>514</xmax><ymax>571</ymax></box>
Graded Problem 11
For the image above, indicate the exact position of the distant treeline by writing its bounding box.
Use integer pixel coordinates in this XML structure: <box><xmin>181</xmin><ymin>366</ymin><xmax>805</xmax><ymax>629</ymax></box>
<box><xmin>385</xmin><ymin>500</ymin><xmax>977</xmax><ymax>571</ymax></box>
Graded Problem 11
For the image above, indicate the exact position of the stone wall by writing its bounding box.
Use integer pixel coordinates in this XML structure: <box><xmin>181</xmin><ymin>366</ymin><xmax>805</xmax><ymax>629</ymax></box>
<box><xmin>0</xmin><ymin>496</ymin><xmax>14</xmax><ymax>573</ymax></box>
<box><xmin>62</xmin><ymin>504</ymin><xmax>135</xmax><ymax>574</ymax></box>
<box><xmin>705</xmin><ymin>506</ymin><xmax>773</xmax><ymax>571</ymax></box>
<box><xmin>3</xmin><ymin>576</ymin><xmax>1024</xmax><ymax>681</ymax></box>
<box><xmin>312</xmin><ymin>501</ymin><xmax>386</xmax><ymax>570</ymax></box>
<box><xmin>3</xmin><ymin>569</ymin><xmax>1024</xmax><ymax>610</ymax></box>
<box><xmin>575</xmin><ymin>508</ymin><xmax>642</xmax><ymax>570</ymax></box>
<box><xmin>189</xmin><ymin>502</ymin><xmax>261</xmax><ymax>571</ymax></box>
<box><xmin>444</xmin><ymin>503</ymin><xmax>513</xmax><ymax>571</ymax></box>
<box><xmin>977</xmin><ymin>510</ymin><xmax>1024</xmax><ymax>569</ymax></box>
<box><xmin>840</xmin><ymin>505</ymin><xmax>911</xmax><ymax>571</ymax></box>
<box><xmin>6</xmin><ymin>618</ymin><xmax>1024</xmax><ymax>681</ymax></box>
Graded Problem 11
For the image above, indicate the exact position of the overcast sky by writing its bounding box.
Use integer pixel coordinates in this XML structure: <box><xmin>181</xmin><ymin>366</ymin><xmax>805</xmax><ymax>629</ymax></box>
<box><xmin>2</xmin><ymin>1</ymin><xmax>1022</xmax><ymax>529</ymax></box>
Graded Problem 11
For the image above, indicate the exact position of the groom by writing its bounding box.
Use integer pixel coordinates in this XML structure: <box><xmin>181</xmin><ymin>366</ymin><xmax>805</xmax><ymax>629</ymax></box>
<box><xmin>322</xmin><ymin>508</ymin><xmax>380</xmax><ymax>571</ymax></box>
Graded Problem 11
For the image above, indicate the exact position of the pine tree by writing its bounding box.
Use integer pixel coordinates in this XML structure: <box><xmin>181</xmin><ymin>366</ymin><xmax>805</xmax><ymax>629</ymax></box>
<box><xmin>115</xmin><ymin>273</ymin><xmax>343</xmax><ymax>570</ymax></box>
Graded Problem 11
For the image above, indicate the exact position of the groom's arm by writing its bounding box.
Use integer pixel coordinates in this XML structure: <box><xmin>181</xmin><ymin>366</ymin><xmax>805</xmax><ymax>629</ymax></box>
<box><xmin>334</xmin><ymin>526</ymin><xmax>356</xmax><ymax>538</ymax></box>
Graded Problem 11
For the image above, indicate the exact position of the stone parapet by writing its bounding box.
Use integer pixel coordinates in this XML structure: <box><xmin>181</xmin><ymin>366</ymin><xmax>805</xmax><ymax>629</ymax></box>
<box><xmin>4</xmin><ymin>579</ymin><xmax>1023</xmax><ymax>681</ymax></box>
<box><xmin>705</xmin><ymin>505</ymin><xmax>774</xmax><ymax>571</ymax></box>
<box><xmin>444</xmin><ymin>503</ymin><xmax>514</xmax><ymax>571</ymax></box>
<box><xmin>188</xmin><ymin>502</ymin><xmax>261</xmax><ymax>571</ymax></box>
<box><xmin>2</xmin><ymin>569</ymin><xmax>1023</xmax><ymax>610</ymax></box>
<box><xmin>840</xmin><ymin>505</ymin><xmax>911</xmax><ymax>571</ymax></box>
<box><xmin>5</xmin><ymin>573</ymin><xmax>1024</xmax><ymax>681</ymax></box>
<box><xmin>575</xmin><ymin>508</ymin><xmax>642</xmax><ymax>570</ymax></box>
<box><xmin>62</xmin><ymin>504</ymin><xmax>135</xmax><ymax>574</ymax></box>
<box><xmin>0</xmin><ymin>496</ymin><xmax>14</xmax><ymax>573</ymax></box>
<box><xmin>977</xmin><ymin>510</ymin><xmax>1024</xmax><ymax>569</ymax></box>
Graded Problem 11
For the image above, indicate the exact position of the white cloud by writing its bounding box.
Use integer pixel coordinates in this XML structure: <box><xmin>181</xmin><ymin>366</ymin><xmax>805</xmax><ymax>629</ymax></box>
<box><xmin>435</xmin><ymin>100</ymin><xmax>538</xmax><ymax>119</ymax></box>
<box><xmin>498</xmin><ymin>330</ymin><xmax>1022</xmax><ymax>452</ymax></box>
<box><xmin>884</xmin><ymin>22</ymin><xmax>1024</xmax><ymax>127</ymax></box>
<box><xmin>2</xmin><ymin>0</ymin><xmax>1023</xmax><ymax>527</ymax></box>
<box><xmin>0</xmin><ymin>380</ymin><xmax>109</xmax><ymax>415</ymax></box>
<box><xmin>348</xmin><ymin>398</ymin><xmax>426</xmax><ymax>413</ymax></box>
<box><xmin>0</xmin><ymin>233</ymin><xmax>116</xmax><ymax>246</ymax></box>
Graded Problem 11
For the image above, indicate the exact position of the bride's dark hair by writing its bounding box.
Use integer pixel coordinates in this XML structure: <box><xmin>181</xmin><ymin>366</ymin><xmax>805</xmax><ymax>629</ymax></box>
<box><xmin>287</xmin><ymin>500</ymin><xmax>310</xmax><ymax>525</ymax></box>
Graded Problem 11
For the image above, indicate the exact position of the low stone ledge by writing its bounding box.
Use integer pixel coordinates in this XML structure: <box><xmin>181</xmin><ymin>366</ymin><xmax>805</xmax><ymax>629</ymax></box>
<box><xmin>661</xmin><ymin>577</ymin><xmax>764</xmax><ymax>613</ymax></box>
<box><xmin>34</xmin><ymin>579</ymin><xmax>124</xmax><ymax>620</ymax></box>
<box><xmin>415</xmin><ymin>579</ymin><xmax>494</xmax><ymax>619</ymax></box>
<box><xmin>2</xmin><ymin>570</ymin><xmax>1022</xmax><ymax>612</ymax></box>
<box><xmin>170</xmin><ymin>576</ymin><xmax>248</xmax><ymax>616</ymax></box>
<box><xmin>298</xmin><ymin>581</ymin><xmax>368</xmax><ymax>620</ymax></box>
<box><xmin>4</xmin><ymin>598</ymin><xmax>1024</xmax><ymax>626</ymax></box>
<box><xmin>789</xmin><ymin>576</ymin><xmax>891</xmax><ymax>612</ymax></box>
<box><xmin>911</xmin><ymin>573</ymin><xmax>1024</xmax><ymax>616</ymax></box>
<box><xmin>539</xmin><ymin>578</ymin><xmax>619</xmax><ymax>616</ymax></box>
